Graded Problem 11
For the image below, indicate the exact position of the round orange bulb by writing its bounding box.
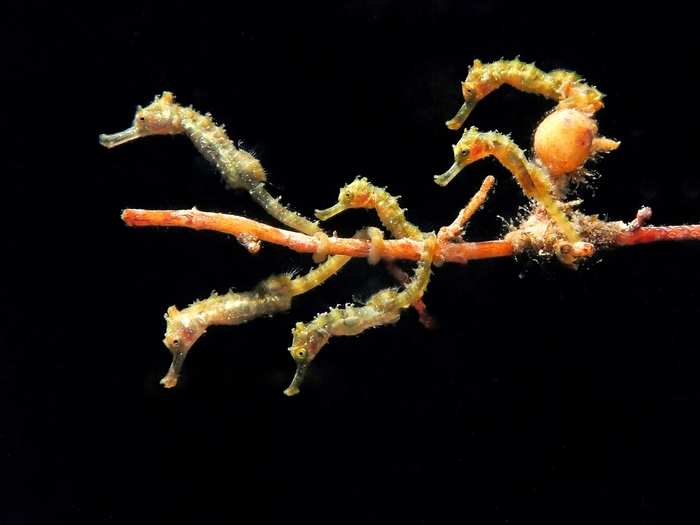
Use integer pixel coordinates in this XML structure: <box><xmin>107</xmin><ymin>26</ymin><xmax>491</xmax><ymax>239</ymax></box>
<box><xmin>534</xmin><ymin>108</ymin><xmax>597</xmax><ymax>177</ymax></box>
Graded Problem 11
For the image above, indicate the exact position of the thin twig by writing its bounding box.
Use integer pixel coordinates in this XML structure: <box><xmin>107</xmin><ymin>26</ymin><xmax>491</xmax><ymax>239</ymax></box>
<box><xmin>121</xmin><ymin>208</ymin><xmax>700</xmax><ymax>263</ymax></box>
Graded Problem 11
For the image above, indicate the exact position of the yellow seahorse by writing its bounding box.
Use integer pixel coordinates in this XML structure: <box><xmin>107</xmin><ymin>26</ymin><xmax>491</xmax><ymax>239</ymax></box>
<box><xmin>446</xmin><ymin>58</ymin><xmax>604</xmax><ymax>130</ymax></box>
<box><xmin>284</xmin><ymin>234</ymin><xmax>437</xmax><ymax>396</ymax></box>
<box><xmin>100</xmin><ymin>91</ymin><xmax>321</xmax><ymax>236</ymax></box>
<box><xmin>160</xmin><ymin>252</ymin><xmax>352</xmax><ymax>388</ymax></box>
<box><xmin>435</xmin><ymin>126</ymin><xmax>581</xmax><ymax>244</ymax></box>
<box><xmin>315</xmin><ymin>176</ymin><xmax>423</xmax><ymax>241</ymax></box>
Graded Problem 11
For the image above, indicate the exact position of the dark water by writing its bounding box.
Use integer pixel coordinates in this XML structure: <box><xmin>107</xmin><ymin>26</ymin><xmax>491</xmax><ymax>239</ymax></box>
<box><xmin>3</xmin><ymin>2</ymin><xmax>698</xmax><ymax>523</ymax></box>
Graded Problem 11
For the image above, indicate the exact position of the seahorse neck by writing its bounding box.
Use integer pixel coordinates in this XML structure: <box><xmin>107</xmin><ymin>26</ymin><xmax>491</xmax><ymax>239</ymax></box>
<box><xmin>178</xmin><ymin>107</ymin><xmax>258</xmax><ymax>190</ymax></box>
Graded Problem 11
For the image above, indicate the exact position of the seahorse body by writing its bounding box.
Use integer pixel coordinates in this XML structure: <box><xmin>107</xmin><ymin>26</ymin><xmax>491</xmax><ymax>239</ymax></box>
<box><xmin>447</xmin><ymin>59</ymin><xmax>604</xmax><ymax>130</ymax></box>
<box><xmin>315</xmin><ymin>176</ymin><xmax>423</xmax><ymax>240</ymax></box>
<box><xmin>161</xmin><ymin>274</ymin><xmax>294</xmax><ymax>388</ymax></box>
<box><xmin>100</xmin><ymin>91</ymin><xmax>321</xmax><ymax>236</ymax></box>
<box><xmin>435</xmin><ymin>127</ymin><xmax>580</xmax><ymax>243</ymax></box>
<box><xmin>161</xmin><ymin>247</ymin><xmax>357</xmax><ymax>388</ymax></box>
<box><xmin>284</xmin><ymin>234</ymin><xmax>437</xmax><ymax>396</ymax></box>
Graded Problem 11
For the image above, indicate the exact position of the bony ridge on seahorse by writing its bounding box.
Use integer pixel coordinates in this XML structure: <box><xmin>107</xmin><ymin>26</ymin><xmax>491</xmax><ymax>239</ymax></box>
<box><xmin>99</xmin><ymin>91</ymin><xmax>321</xmax><ymax>236</ymax></box>
<box><xmin>283</xmin><ymin>232</ymin><xmax>438</xmax><ymax>396</ymax></box>
<box><xmin>314</xmin><ymin>176</ymin><xmax>436</xmax><ymax>324</ymax></box>
<box><xmin>446</xmin><ymin>58</ymin><xmax>605</xmax><ymax>131</ymax></box>
<box><xmin>160</xmin><ymin>251</ymin><xmax>353</xmax><ymax>388</ymax></box>
<box><xmin>315</xmin><ymin>176</ymin><xmax>423</xmax><ymax>241</ymax></box>
<box><xmin>435</xmin><ymin>127</ymin><xmax>580</xmax><ymax>242</ymax></box>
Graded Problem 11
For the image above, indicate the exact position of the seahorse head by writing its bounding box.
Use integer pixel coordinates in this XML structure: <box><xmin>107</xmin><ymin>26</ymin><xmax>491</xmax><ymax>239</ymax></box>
<box><xmin>159</xmin><ymin>305</ymin><xmax>206</xmax><ymax>388</ymax></box>
<box><xmin>99</xmin><ymin>91</ymin><xmax>183</xmax><ymax>148</ymax></box>
<box><xmin>283</xmin><ymin>322</ymin><xmax>330</xmax><ymax>396</ymax></box>
<box><xmin>446</xmin><ymin>58</ymin><xmax>504</xmax><ymax>130</ymax></box>
<box><xmin>434</xmin><ymin>126</ymin><xmax>490</xmax><ymax>186</ymax></box>
<box><xmin>314</xmin><ymin>176</ymin><xmax>373</xmax><ymax>221</ymax></box>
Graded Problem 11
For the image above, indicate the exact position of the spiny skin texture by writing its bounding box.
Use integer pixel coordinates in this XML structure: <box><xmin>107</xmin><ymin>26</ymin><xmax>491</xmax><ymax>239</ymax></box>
<box><xmin>446</xmin><ymin>58</ymin><xmax>604</xmax><ymax>130</ymax></box>
<box><xmin>315</xmin><ymin>177</ymin><xmax>435</xmax><ymax>320</ymax></box>
<box><xmin>435</xmin><ymin>127</ymin><xmax>580</xmax><ymax>244</ymax></box>
<box><xmin>247</xmin><ymin>184</ymin><xmax>321</xmax><ymax>237</ymax></box>
<box><xmin>284</xmin><ymin>235</ymin><xmax>438</xmax><ymax>396</ymax></box>
<box><xmin>161</xmin><ymin>274</ymin><xmax>294</xmax><ymax>388</ymax></box>
<box><xmin>288</xmin><ymin>252</ymin><xmax>352</xmax><ymax>297</ymax></box>
<box><xmin>160</xmin><ymin>252</ymin><xmax>356</xmax><ymax>388</ymax></box>
<box><xmin>315</xmin><ymin>176</ymin><xmax>423</xmax><ymax>240</ymax></box>
<box><xmin>99</xmin><ymin>91</ymin><xmax>320</xmax><ymax>236</ymax></box>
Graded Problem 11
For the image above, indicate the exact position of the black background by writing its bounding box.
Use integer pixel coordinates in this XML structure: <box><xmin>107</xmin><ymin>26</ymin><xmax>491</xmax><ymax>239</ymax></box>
<box><xmin>3</xmin><ymin>1</ymin><xmax>699</xmax><ymax>524</ymax></box>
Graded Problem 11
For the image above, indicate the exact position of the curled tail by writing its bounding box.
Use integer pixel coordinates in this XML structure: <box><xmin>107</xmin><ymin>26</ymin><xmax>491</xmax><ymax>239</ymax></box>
<box><xmin>393</xmin><ymin>234</ymin><xmax>437</xmax><ymax>309</ymax></box>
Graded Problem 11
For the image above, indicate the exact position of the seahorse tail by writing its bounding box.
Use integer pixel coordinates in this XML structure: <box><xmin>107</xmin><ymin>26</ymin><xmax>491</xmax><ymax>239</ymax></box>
<box><xmin>248</xmin><ymin>184</ymin><xmax>321</xmax><ymax>236</ymax></box>
<box><xmin>289</xmin><ymin>255</ymin><xmax>352</xmax><ymax>297</ymax></box>
<box><xmin>395</xmin><ymin>233</ymin><xmax>437</xmax><ymax>309</ymax></box>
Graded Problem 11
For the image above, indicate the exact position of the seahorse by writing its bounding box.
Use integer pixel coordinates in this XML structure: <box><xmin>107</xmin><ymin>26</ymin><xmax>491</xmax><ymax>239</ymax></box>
<box><xmin>99</xmin><ymin>91</ymin><xmax>320</xmax><ymax>236</ymax></box>
<box><xmin>160</xmin><ymin>252</ymin><xmax>352</xmax><ymax>388</ymax></box>
<box><xmin>315</xmin><ymin>176</ymin><xmax>435</xmax><ymax>323</ymax></box>
<box><xmin>283</xmin><ymin>233</ymin><xmax>437</xmax><ymax>396</ymax></box>
<box><xmin>446</xmin><ymin>58</ymin><xmax>604</xmax><ymax>130</ymax></box>
<box><xmin>315</xmin><ymin>176</ymin><xmax>423</xmax><ymax>241</ymax></box>
<box><xmin>435</xmin><ymin>126</ymin><xmax>581</xmax><ymax>244</ymax></box>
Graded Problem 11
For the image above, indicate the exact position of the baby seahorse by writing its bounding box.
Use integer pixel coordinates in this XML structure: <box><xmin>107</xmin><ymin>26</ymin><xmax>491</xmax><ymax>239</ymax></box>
<box><xmin>315</xmin><ymin>176</ymin><xmax>423</xmax><ymax>240</ymax></box>
<box><xmin>446</xmin><ymin>58</ymin><xmax>604</xmax><ymax>130</ymax></box>
<box><xmin>435</xmin><ymin>126</ymin><xmax>581</xmax><ymax>244</ymax></box>
<box><xmin>161</xmin><ymin>253</ymin><xmax>351</xmax><ymax>388</ymax></box>
<box><xmin>283</xmin><ymin>233</ymin><xmax>438</xmax><ymax>396</ymax></box>
<box><xmin>315</xmin><ymin>176</ymin><xmax>435</xmax><ymax>325</ymax></box>
<box><xmin>99</xmin><ymin>91</ymin><xmax>320</xmax><ymax>236</ymax></box>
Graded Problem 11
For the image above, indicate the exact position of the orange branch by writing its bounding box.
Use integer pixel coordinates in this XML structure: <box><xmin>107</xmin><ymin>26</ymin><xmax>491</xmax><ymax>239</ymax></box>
<box><xmin>121</xmin><ymin>208</ymin><xmax>700</xmax><ymax>263</ymax></box>
<box><xmin>614</xmin><ymin>225</ymin><xmax>700</xmax><ymax>245</ymax></box>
